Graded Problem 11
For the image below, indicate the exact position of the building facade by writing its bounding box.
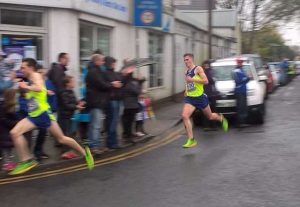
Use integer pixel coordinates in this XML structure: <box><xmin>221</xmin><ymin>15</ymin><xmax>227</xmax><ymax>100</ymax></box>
<box><xmin>0</xmin><ymin>0</ymin><xmax>240</xmax><ymax>101</ymax></box>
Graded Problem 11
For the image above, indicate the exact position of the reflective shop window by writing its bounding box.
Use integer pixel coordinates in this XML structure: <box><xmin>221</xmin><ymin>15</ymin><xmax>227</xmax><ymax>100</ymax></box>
<box><xmin>149</xmin><ymin>32</ymin><xmax>164</xmax><ymax>88</ymax></box>
<box><xmin>1</xmin><ymin>9</ymin><xmax>42</xmax><ymax>27</ymax></box>
<box><xmin>80</xmin><ymin>22</ymin><xmax>111</xmax><ymax>72</ymax></box>
<box><xmin>1</xmin><ymin>34</ymin><xmax>44</xmax><ymax>71</ymax></box>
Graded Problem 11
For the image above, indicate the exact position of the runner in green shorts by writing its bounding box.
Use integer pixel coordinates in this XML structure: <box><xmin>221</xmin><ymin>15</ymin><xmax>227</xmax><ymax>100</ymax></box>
<box><xmin>9</xmin><ymin>58</ymin><xmax>94</xmax><ymax>175</ymax></box>
<box><xmin>182</xmin><ymin>53</ymin><xmax>228</xmax><ymax>148</ymax></box>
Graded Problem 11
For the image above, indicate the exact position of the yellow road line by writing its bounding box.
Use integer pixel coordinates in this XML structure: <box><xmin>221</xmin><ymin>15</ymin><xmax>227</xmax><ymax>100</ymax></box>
<box><xmin>0</xmin><ymin>127</ymin><xmax>184</xmax><ymax>185</ymax></box>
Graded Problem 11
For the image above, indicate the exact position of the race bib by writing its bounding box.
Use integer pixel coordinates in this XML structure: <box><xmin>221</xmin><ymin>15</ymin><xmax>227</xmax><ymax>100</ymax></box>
<box><xmin>186</xmin><ymin>83</ymin><xmax>196</xmax><ymax>92</ymax></box>
<box><xmin>27</xmin><ymin>98</ymin><xmax>39</xmax><ymax>112</ymax></box>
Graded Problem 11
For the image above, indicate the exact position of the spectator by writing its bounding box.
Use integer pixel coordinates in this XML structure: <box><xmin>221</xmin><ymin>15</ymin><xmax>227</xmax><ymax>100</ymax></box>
<box><xmin>47</xmin><ymin>53</ymin><xmax>70</xmax><ymax>95</ymax></box>
<box><xmin>121</xmin><ymin>64</ymin><xmax>142</xmax><ymax>143</ymax></box>
<box><xmin>59</xmin><ymin>75</ymin><xmax>85</xmax><ymax>159</ymax></box>
<box><xmin>232</xmin><ymin>58</ymin><xmax>251</xmax><ymax>128</ymax></box>
<box><xmin>135</xmin><ymin>90</ymin><xmax>152</xmax><ymax>137</ymax></box>
<box><xmin>86</xmin><ymin>54</ymin><xmax>122</xmax><ymax>154</ymax></box>
<box><xmin>47</xmin><ymin>53</ymin><xmax>70</xmax><ymax>146</ymax></box>
<box><xmin>279</xmin><ymin>58</ymin><xmax>289</xmax><ymax>85</ymax></box>
<box><xmin>0</xmin><ymin>89</ymin><xmax>19</xmax><ymax>171</ymax></box>
<box><xmin>202</xmin><ymin>60</ymin><xmax>218</xmax><ymax>130</ymax></box>
<box><xmin>104</xmin><ymin>56</ymin><xmax>123</xmax><ymax>149</ymax></box>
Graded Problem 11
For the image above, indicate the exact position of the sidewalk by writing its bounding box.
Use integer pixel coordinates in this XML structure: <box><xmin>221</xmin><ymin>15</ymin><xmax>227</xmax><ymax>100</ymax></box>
<box><xmin>5</xmin><ymin>100</ymin><xmax>184</xmax><ymax>171</ymax></box>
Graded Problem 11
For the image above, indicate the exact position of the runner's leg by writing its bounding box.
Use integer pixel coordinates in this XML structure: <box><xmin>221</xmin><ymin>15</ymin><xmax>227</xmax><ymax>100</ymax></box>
<box><xmin>202</xmin><ymin>104</ymin><xmax>222</xmax><ymax>122</ymax></box>
<box><xmin>182</xmin><ymin>103</ymin><xmax>196</xmax><ymax>138</ymax></box>
<box><xmin>48</xmin><ymin>121</ymin><xmax>85</xmax><ymax>156</ymax></box>
<box><xmin>10</xmin><ymin>118</ymin><xmax>36</xmax><ymax>162</ymax></box>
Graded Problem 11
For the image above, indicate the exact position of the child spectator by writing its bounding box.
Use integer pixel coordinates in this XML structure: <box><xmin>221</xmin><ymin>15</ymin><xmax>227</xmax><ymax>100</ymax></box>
<box><xmin>135</xmin><ymin>90</ymin><xmax>155</xmax><ymax>137</ymax></box>
<box><xmin>59</xmin><ymin>75</ymin><xmax>85</xmax><ymax>159</ymax></box>
<box><xmin>0</xmin><ymin>89</ymin><xmax>19</xmax><ymax>171</ymax></box>
<box><xmin>72</xmin><ymin>66</ymin><xmax>90</xmax><ymax>145</ymax></box>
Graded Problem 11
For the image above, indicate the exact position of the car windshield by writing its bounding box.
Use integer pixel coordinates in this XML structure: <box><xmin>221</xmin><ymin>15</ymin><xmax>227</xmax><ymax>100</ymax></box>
<box><xmin>212</xmin><ymin>65</ymin><xmax>253</xmax><ymax>81</ymax></box>
<box><xmin>268</xmin><ymin>64</ymin><xmax>277</xmax><ymax>72</ymax></box>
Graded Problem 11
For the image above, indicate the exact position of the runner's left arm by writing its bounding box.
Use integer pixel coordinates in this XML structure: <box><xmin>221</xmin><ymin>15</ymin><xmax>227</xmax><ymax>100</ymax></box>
<box><xmin>20</xmin><ymin>73</ymin><xmax>43</xmax><ymax>92</ymax></box>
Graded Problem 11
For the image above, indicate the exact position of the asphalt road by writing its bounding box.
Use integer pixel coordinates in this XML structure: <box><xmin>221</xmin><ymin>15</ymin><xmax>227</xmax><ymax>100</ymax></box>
<box><xmin>1</xmin><ymin>77</ymin><xmax>300</xmax><ymax>207</ymax></box>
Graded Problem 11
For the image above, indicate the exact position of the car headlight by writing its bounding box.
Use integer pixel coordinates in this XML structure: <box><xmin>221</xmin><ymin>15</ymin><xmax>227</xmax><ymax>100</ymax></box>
<box><xmin>247</xmin><ymin>89</ymin><xmax>255</xmax><ymax>96</ymax></box>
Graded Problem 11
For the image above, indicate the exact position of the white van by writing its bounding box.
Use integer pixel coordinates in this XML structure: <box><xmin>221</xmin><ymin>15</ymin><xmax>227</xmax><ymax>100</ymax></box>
<box><xmin>211</xmin><ymin>57</ymin><xmax>267</xmax><ymax>124</ymax></box>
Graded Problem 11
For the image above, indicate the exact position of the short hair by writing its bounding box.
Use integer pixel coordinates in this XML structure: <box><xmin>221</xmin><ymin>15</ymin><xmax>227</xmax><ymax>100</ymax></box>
<box><xmin>183</xmin><ymin>53</ymin><xmax>194</xmax><ymax>59</ymax></box>
<box><xmin>63</xmin><ymin>75</ymin><xmax>73</xmax><ymax>87</ymax></box>
<box><xmin>22</xmin><ymin>58</ymin><xmax>37</xmax><ymax>70</ymax></box>
<box><xmin>104</xmin><ymin>56</ymin><xmax>117</xmax><ymax>68</ymax></box>
<box><xmin>58</xmin><ymin>52</ymin><xmax>68</xmax><ymax>61</ymax></box>
<box><xmin>202</xmin><ymin>60</ymin><xmax>210</xmax><ymax>66</ymax></box>
<box><xmin>36</xmin><ymin>64</ymin><xmax>44</xmax><ymax>71</ymax></box>
<box><xmin>93</xmin><ymin>49</ymin><xmax>103</xmax><ymax>55</ymax></box>
<box><xmin>91</xmin><ymin>54</ymin><xmax>104</xmax><ymax>63</ymax></box>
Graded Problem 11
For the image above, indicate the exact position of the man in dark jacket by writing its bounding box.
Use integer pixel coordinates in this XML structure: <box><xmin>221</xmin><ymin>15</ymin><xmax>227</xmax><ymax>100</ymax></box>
<box><xmin>104</xmin><ymin>56</ymin><xmax>123</xmax><ymax>149</ymax></box>
<box><xmin>232</xmin><ymin>58</ymin><xmax>250</xmax><ymax>127</ymax></box>
<box><xmin>47</xmin><ymin>53</ymin><xmax>70</xmax><ymax>145</ymax></box>
<box><xmin>85</xmin><ymin>54</ymin><xmax>122</xmax><ymax>154</ymax></box>
<box><xmin>47</xmin><ymin>53</ymin><xmax>70</xmax><ymax>95</ymax></box>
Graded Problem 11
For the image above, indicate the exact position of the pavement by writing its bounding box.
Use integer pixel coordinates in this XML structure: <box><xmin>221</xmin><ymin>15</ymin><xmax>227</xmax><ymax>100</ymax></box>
<box><xmin>1</xmin><ymin>76</ymin><xmax>300</xmax><ymax>207</ymax></box>
<box><xmin>0</xmin><ymin>98</ymin><xmax>184</xmax><ymax>175</ymax></box>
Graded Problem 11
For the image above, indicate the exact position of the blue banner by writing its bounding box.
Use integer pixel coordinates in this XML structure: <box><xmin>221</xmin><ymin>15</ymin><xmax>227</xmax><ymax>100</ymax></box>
<box><xmin>134</xmin><ymin>0</ymin><xmax>162</xmax><ymax>27</ymax></box>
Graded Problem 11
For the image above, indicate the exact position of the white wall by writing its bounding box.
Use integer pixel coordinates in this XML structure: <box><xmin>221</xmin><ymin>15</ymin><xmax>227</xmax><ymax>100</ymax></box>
<box><xmin>139</xmin><ymin>30</ymin><xmax>174</xmax><ymax>101</ymax></box>
<box><xmin>48</xmin><ymin>9</ymin><xmax>79</xmax><ymax>90</ymax></box>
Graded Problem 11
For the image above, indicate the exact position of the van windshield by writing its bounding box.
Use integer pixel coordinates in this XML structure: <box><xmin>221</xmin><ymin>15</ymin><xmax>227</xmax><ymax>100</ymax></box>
<box><xmin>212</xmin><ymin>65</ymin><xmax>252</xmax><ymax>81</ymax></box>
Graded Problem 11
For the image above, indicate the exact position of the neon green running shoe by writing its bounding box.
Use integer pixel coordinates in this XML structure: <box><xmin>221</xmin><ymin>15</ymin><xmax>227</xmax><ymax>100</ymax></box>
<box><xmin>9</xmin><ymin>160</ymin><xmax>38</xmax><ymax>176</ymax></box>
<box><xmin>182</xmin><ymin>138</ymin><xmax>198</xmax><ymax>148</ymax></box>
<box><xmin>84</xmin><ymin>147</ymin><xmax>94</xmax><ymax>170</ymax></box>
<box><xmin>221</xmin><ymin>114</ymin><xmax>228</xmax><ymax>132</ymax></box>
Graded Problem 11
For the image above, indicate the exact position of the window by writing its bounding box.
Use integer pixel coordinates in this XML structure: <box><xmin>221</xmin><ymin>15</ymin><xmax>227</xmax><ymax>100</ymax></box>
<box><xmin>0</xmin><ymin>9</ymin><xmax>42</xmax><ymax>27</ymax></box>
<box><xmin>213</xmin><ymin>65</ymin><xmax>253</xmax><ymax>81</ymax></box>
<box><xmin>1</xmin><ymin>34</ymin><xmax>44</xmax><ymax>70</ymax></box>
<box><xmin>80</xmin><ymin>21</ymin><xmax>111</xmax><ymax>71</ymax></box>
<box><xmin>149</xmin><ymin>32</ymin><xmax>164</xmax><ymax>88</ymax></box>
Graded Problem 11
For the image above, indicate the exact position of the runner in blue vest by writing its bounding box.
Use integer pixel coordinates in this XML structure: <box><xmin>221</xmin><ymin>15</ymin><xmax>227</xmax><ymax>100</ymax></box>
<box><xmin>182</xmin><ymin>53</ymin><xmax>228</xmax><ymax>148</ymax></box>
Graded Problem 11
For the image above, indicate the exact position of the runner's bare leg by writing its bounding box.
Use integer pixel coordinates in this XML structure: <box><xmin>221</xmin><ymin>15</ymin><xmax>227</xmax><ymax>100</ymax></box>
<box><xmin>48</xmin><ymin>121</ymin><xmax>85</xmax><ymax>156</ymax></box>
<box><xmin>202</xmin><ymin>105</ymin><xmax>222</xmax><ymax>122</ymax></box>
<box><xmin>182</xmin><ymin>103</ymin><xmax>196</xmax><ymax>138</ymax></box>
<box><xmin>10</xmin><ymin>118</ymin><xmax>36</xmax><ymax>162</ymax></box>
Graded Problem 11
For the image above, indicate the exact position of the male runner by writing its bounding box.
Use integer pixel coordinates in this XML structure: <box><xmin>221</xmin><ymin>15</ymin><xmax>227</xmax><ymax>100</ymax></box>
<box><xmin>9</xmin><ymin>58</ymin><xmax>94</xmax><ymax>175</ymax></box>
<box><xmin>182</xmin><ymin>53</ymin><xmax>228</xmax><ymax>148</ymax></box>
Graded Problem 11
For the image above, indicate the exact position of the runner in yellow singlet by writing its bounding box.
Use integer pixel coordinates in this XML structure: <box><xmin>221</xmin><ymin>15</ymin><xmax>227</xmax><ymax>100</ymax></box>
<box><xmin>182</xmin><ymin>53</ymin><xmax>228</xmax><ymax>148</ymax></box>
<box><xmin>9</xmin><ymin>58</ymin><xmax>94</xmax><ymax>175</ymax></box>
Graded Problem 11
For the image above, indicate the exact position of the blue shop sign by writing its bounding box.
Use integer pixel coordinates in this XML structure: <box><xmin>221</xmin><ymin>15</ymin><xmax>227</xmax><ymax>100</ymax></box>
<box><xmin>134</xmin><ymin>0</ymin><xmax>162</xmax><ymax>27</ymax></box>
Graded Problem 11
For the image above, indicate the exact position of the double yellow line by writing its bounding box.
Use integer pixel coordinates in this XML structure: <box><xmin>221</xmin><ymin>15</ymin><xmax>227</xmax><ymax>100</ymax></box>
<box><xmin>0</xmin><ymin>127</ymin><xmax>184</xmax><ymax>185</ymax></box>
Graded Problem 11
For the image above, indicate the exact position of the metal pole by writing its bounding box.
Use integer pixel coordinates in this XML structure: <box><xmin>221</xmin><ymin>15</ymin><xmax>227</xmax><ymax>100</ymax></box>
<box><xmin>208</xmin><ymin>0</ymin><xmax>212</xmax><ymax>59</ymax></box>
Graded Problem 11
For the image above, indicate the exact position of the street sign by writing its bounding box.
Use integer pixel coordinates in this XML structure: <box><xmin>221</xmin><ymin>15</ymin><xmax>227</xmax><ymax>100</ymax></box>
<box><xmin>174</xmin><ymin>0</ymin><xmax>191</xmax><ymax>5</ymax></box>
<box><xmin>134</xmin><ymin>0</ymin><xmax>162</xmax><ymax>27</ymax></box>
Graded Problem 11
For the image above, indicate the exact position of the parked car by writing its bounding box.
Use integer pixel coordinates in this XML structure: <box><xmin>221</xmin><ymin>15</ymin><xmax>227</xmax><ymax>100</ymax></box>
<box><xmin>288</xmin><ymin>61</ymin><xmax>297</xmax><ymax>81</ymax></box>
<box><xmin>268</xmin><ymin>63</ymin><xmax>280</xmax><ymax>87</ymax></box>
<box><xmin>262</xmin><ymin>64</ymin><xmax>274</xmax><ymax>94</ymax></box>
<box><xmin>294</xmin><ymin>61</ymin><xmax>300</xmax><ymax>75</ymax></box>
<box><xmin>268</xmin><ymin>62</ymin><xmax>286</xmax><ymax>86</ymax></box>
<box><xmin>211</xmin><ymin>56</ymin><xmax>266</xmax><ymax>125</ymax></box>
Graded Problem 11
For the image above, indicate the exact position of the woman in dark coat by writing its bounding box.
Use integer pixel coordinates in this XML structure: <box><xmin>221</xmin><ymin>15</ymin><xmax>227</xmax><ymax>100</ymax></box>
<box><xmin>121</xmin><ymin>65</ymin><xmax>142</xmax><ymax>143</ymax></box>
